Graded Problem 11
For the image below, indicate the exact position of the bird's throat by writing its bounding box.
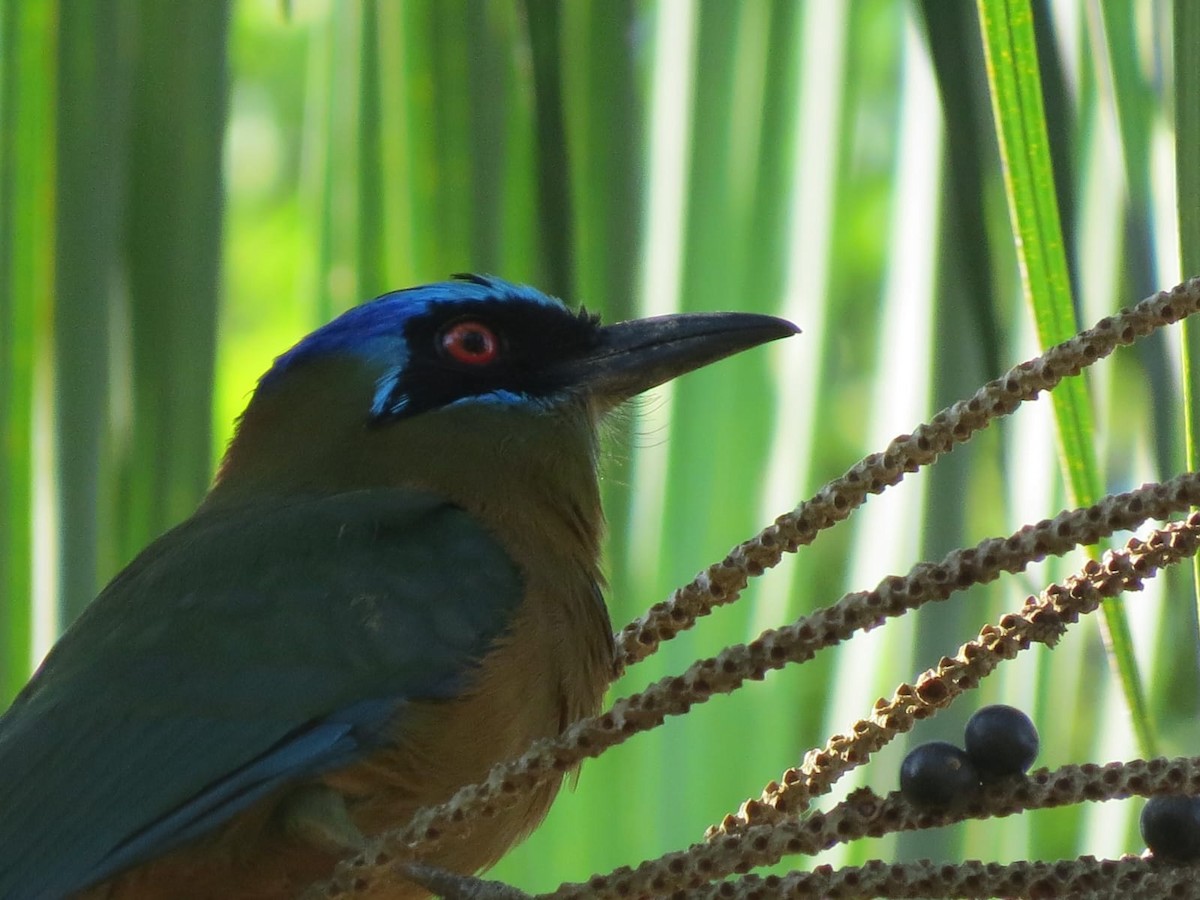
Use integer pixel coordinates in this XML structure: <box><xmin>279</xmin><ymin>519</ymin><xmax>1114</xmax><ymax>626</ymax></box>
<box><xmin>208</xmin><ymin>360</ymin><xmax>607</xmax><ymax>571</ymax></box>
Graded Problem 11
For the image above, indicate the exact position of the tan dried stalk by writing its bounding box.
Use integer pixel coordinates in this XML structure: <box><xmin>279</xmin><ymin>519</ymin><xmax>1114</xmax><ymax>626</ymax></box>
<box><xmin>399</xmin><ymin>752</ymin><xmax>1200</xmax><ymax>900</ymax></box>
<box><xmin>615</xmin><ymin>277</ymin><xmax>1200</xmax><ymax>668</ymax></box>
<box><xmin>532</xmin><ymin>515</ymin><xmax>1200</xmax><ymax>900</ymax></box>
<box><xmin>685</xmin><ymin>855</ymin><xmax>1197</xmax><ymax>899</ymax></box>
<box><xmin>308</xmin><ymin>280</ymin><xmax>1200</xmax><ymax>899</ymax></box>
<box><xmin>716</xmin><ymin>505</ymin><xmax>1200</xmax><ymax>832</ymax></box>
<box><xmin>679</xmin><ymin>755</ymin><xmax>1200</xmax><ymax>899</ymax></box>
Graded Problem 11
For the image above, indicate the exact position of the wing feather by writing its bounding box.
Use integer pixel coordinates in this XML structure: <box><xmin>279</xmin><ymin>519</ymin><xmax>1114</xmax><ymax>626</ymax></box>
<box><xmin>0</xmin><ymin>489</ymin><xmax>522</xmax><ymax>899</ymax></box>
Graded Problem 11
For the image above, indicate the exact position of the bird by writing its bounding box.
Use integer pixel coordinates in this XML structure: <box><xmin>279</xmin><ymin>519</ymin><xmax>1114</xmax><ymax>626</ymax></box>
<box><xmin>0</xmin><ymin>274</ymin><xmax>797</xmax><ymax>899</ymax></box>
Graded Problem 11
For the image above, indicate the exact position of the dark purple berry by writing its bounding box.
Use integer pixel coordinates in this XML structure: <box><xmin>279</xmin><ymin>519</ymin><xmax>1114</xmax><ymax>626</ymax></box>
<box><xmin>1141</xmin><ymin>795</ymin><xmax>1200</xmax><ymax>862</ymax></box>
<box><xmin>899</xmin><ymin>741</ymin><xmax>980</xmax><ymax>809</ymax></box>
<box><xmin>964</xmin><ymin>704</ymin><xmax>1038</xmax><ymax>779</ymax></box>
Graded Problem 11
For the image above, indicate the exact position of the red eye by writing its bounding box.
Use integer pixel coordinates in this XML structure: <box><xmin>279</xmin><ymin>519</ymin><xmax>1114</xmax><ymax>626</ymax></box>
<box><xmin>441</xmin><ymin>320</ymin><xmax>500</xmax><ymax>365</ymax></box>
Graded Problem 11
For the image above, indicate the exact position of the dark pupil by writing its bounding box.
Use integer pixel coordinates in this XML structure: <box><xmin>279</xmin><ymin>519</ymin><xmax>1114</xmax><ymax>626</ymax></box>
<box><xmin>460</xmin><ymin>328</ymin><xmax>488</xmax><ymax>355</ymax></box>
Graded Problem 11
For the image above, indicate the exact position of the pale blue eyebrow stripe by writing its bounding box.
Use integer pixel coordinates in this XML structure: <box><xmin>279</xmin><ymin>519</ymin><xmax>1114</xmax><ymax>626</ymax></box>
<box><xmin>258</xmin><ymin>276</ymin><xmax>565</xmax><ymax>393</ymax></box>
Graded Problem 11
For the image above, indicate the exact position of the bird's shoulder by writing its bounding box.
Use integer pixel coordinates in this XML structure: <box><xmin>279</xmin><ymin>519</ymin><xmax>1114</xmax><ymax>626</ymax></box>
<box><xmin>42</xmin><ymin>488</ymin><xmax>523</xmax><ymax>697</ymax></box>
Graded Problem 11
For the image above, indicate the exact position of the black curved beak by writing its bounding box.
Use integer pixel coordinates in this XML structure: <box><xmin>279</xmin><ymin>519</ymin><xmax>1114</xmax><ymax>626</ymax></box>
<box><xmin>560</xmin><ymin>310</ymin><xmax>800</xmax><ymax>404</ymax></box>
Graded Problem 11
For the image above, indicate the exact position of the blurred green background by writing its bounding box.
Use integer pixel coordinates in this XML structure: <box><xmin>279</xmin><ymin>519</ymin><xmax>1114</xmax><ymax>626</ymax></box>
<box><xmin>2</xmin><ymin>0</ymin><xmax>1198</xmax><ymax>892</ymax></box>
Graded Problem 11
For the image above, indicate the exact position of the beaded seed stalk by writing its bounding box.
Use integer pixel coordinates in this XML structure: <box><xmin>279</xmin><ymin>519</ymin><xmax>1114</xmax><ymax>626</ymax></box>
<box><xmin>306</xmin><ymin>278</ymin><xmax>1200</xmax><ymax>900</ymax></box>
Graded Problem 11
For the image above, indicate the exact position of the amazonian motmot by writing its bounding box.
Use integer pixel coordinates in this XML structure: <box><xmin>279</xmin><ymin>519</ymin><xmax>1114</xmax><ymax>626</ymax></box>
<box><xmin>0</xmin><ymin>275</ymin><xmax>797</xmax><ymax>899</ymax></box>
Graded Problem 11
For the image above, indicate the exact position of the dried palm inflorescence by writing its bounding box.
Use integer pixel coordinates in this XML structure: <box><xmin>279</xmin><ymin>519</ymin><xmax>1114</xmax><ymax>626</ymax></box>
<box><xmin>305</xmin><ymin>278</ymin><xmax>1200</xmax><ymax>900</ymax></box>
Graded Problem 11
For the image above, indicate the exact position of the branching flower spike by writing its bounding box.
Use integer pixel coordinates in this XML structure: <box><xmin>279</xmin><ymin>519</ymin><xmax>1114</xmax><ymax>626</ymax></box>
<box><xmin>309</xmin><ymin>278</ymin><xmax>1200</xmax><ymax>900</ymax></box>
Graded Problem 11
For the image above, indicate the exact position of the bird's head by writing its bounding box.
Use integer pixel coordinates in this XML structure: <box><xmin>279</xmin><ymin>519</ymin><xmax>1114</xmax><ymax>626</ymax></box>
<box><xmin>207</xmin><ymin>275</ymin><xmax>797</xmax><ymax>526</ymax></box>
